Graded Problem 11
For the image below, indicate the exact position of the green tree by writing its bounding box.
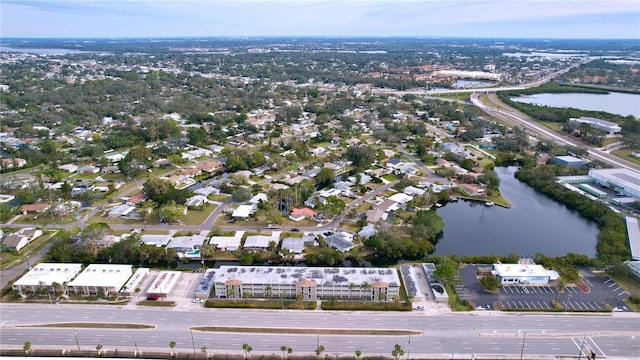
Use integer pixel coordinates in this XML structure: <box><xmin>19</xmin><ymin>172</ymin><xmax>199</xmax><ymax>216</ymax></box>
<box><xmin>96</xmin><ymin>344</ymin><xmax>103</xmax><ymax>356</ymax></box>
<box><xmin>280</xmin><ymin>345</ymin><xmax>287</xmax><ymax>359</ymax></box>
<box><xmin>345</xmin><ymin>145</ymin><xmax>377</xmax><ymax>169</ymax></box>
<box><xmin>391</xmin><ymin>344</ymin><xmax>405</xmax><ymax>360</ymax></box>
<box><xmin>315</xmin><ymin>167</ymin><xmax>335</xmax><ymax>186</ymax></box>
<box><xmin>315</xmin><ymin>344</ymin><xmax>325</xmax><ymax>359</ymax></box>
<box><xmin>242</xmin><ymin>343</ymin><xmax>253</xmax><ymax>359</ymax></box>
<box><xmin>158</xmin><ymin>200</ymin><xmax>186</xmax><ymax>223</ymax></box>
<box><xmin>355</xmin><ymin>349</ymin><xmax>362</xmax><ymax>359</ymax></box>
<box><xmin>169</xmin><ymin>341</ymin><xmax>176</xmax><ymax>357</ymax></box>
<box><xmin>201</xmin><ymin>346</ymin><xmax>207</xmax><ymax>355</ymax></box>
<box><xmin>479</xmin><ymin>275</ymin><xmax>500</xmax><ymax>291</ymax></box>
<box><xmin>187</xmin><ymin>127</ymin><xmax>208</xmax><ymax>146</ymax></box>
<box><xmin>23</xmin><ymin>341</ymin><xmax>32</xmax><ymax>355</ymax></box>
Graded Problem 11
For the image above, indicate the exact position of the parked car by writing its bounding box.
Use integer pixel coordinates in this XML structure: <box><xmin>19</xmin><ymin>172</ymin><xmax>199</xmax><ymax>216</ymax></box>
<box><xmin>291</xmin><ymin>228</ymin><xmax>300</xmax><ymax>232</ymax></box>
<box><xmin>146</xmin><ymin>294</ymin><xmax>159</xmax><ymax>301</ymax></box>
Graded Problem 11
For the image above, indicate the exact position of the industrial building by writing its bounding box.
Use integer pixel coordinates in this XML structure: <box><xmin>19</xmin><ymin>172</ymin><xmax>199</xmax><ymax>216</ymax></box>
<box><xmin>588</xmin><ymin>168</ymin><xmax>640</xmax><ymax>198</ymax></box>
<box><xmin>553</xmin><ymin>155</ymin><xmax>584</xmax><ymax>168</ymax></box>
<box><xmin>491</xmin><ymin>264</ymin><xmax>559</xmax><ymax>285</ymax></box>
<box><xmin>569</xmin><ymin>117</ymin><xmax>622</xmax><ymax>135</ymax></box>
<box><xmin>67</xmin><ymin>264</ymin><xmax>133</xmax><ymax>296</ymax></box>
<box><xmin>12</xmin><ymin>263</ymin><xmax>83</xmax><ymax>294</ymax></box>
<box><xmin>213</xmin><ymin>265</ymin><xmax>400</xmax><ymax>301</ymax></box>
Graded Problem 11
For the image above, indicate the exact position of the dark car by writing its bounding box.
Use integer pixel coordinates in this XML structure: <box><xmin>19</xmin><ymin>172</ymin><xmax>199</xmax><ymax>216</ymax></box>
<box><xmin>291</xmin><ymin>228</ymin><xmax>300</xmax><ymax>232</ymax></box>
<box><xmin>146</xmin><ymin>294</ymin><xmax>159</xmax><ymax>301</ymax></box>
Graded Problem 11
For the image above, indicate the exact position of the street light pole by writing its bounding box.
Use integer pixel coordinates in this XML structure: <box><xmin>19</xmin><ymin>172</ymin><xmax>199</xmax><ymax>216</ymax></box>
<box><xmin>73</xmin><ymin>327</ymin><xmax>80</xmax><ymax>351</ymax></box>
<box><xmin>577</xmin><ymin>334</ymin><xmax>587</xmax><ymax>360</ymax></box>
<box><xmin>519</xmin><ymin>331</ymin><xmax>527</xmax><ymax>360</ymax></box>
<box><xmin>190</xmin><ymin>329</ymin><xmax>196</xmax><ymax>354</ymax></box>
<box><xmin>407</xmin><ymin>335</ymin><xmax>411</xmax><ymax>360</ymax></box>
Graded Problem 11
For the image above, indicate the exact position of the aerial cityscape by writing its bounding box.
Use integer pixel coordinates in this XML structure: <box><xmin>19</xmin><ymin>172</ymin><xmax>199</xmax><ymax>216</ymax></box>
<box><xmin>1</xmin><ymin>1</ymin><xmax>639</xmax><ymax>359</ymax></box>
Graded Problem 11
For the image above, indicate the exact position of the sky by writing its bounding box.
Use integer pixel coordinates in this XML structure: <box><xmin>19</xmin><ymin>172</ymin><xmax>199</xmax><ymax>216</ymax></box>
<box><xmin>1</xmin><ymin>0</ymin><xmax>639</xmax><ymax>39</ymax></box>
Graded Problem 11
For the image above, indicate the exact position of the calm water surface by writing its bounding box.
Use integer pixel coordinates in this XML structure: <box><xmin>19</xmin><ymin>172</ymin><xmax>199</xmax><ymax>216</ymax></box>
<box><xmin>434</xmin><ymin>167</ymin><xmax>599</xmax><ymax>257</ymax></box>
<box><xmin>511</xmin><ymin>92</ymin><xmax>640</xmax><ymax>118</ymax></box>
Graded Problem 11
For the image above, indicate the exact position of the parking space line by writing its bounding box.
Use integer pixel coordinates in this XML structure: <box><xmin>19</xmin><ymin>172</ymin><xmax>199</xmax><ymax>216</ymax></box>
<box><xmin>618</xmin><ymin>290</ymin><xmax>628</xmax><ymax>297</ymax></box>
<box><xmin>608</xmin><ymin>283</ymin><xmax>616</xmax><ymax>288</ymax></box>
<box><xmin>612</xmin><ymin>286</ymin><xmax>621</xmax><ymax>292</ymax></box>
<box><xmin>604</xmin><ymin>278</ymin><xmax>611</xmax><ymax>284</ymax></box>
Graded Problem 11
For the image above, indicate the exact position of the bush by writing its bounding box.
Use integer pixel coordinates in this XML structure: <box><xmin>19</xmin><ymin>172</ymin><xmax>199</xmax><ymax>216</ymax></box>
<box><xmin>320</xmin><ymin>301</ymin><xmax>410</xmax><ymax>311</ymax></box>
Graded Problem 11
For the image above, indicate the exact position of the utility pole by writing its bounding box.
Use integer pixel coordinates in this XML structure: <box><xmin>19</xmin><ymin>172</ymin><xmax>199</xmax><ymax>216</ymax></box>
<box><xmin>407</xmin><ymin>335</ymin><xmax>411</xmax><ymax>360</ymax></box>
<box><xmin>190</xmin><ymin>329</ymin><xmax>196</xmax><ymax>354</ymax></box>
<box><xmin>73</xmin><ymin>327</ymin><xmax>80</xmax><ymax>351</ymax></box>
<box><xmin>519</xmin><ymin>331</ymin><xmax>526</xmax><ymax>360</ymax></box>
<box><xmin>577</xmin><ymin>334</ymin><xmax>587</xmax><ymax>360</ymax></box>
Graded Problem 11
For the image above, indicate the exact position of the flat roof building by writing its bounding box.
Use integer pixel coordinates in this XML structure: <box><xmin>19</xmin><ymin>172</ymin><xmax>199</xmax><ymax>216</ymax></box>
<box><xmin>141</xmin><ymin>234</ymin><xmax>172</xmax><ymax>247</ymax></box>
<box><xmin>588</xmin><ymin>168</ymin><xmax>640</xmax><ymax>198</ymax></box>
<box><xmin>625</xmin><ymin>216</ymin><xmax>640</xmax><ymax>261</ymax></box>
<box><xmin>13</xmin><ymin>263</ymin><xmax>83</xmax><ymax>294</ymax></box>
<box><xmin>243</xmin><ymin>235</ymin><xmax>272</xmax><ymax>251</ymax></box>
<box><xmin>120</xmin><ymin>267</ymin><xmax>149</xmax><ymax>296</ymax></box>
<box><xmin>67</xmin><ymin>264</ymin><xmax>133</xmax><ymax>296</ymax></box>
<box><xmin>569</xmin><ymin>117</ymin><xmax>622</xmax><ymax>135</ymax></box>
<box><xmin>195</xmin><ymin>269</ymin><xmax>216</xmax><ymax>299</ymax></box>
<box><xmin>147</xmin><ymin>271</ymin><xmax>181</xmax><ymax>298</ymax></box>
<box><xmin>213</xmin><ymin>265</ymin><xmax>400</xmax><ymax>301</ymax></box>
<box><xmin>492</xmin><ymin>264</ymin><xmax>558</xmax><ymax>285</ymax></box>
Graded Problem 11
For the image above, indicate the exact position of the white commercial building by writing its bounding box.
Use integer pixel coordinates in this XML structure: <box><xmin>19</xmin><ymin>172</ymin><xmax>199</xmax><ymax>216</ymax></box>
<box><xmin>146</xmin><ymin>271</ymin><xmax>181</xmax><ymax>298</ymax></box>
<box><xmin>120</xmin><ymin>268</ymin><xmax>149</xmax><ymax>296</ymax></box>
<box><xmin>492</xmin><ymin>264</ymin><xmax>558</xmax><ymax>285</ymax></box>
<box><xmin>67</xmin><ymin>264</ymin><xmax>133</xmax><ymax>296</ymax></box>
<box><xmin>214</xmin><ymin>266</ymin><xmax>400</xmax><ymax>301</ymax></box>
<box><xmin>588</xmin><ymin>168</ymin><xmax>640</xmax><ymax>198</ymax></box>
<box><xmin>569</xmin><ymin>117</ymin><xmax>622</xmax><ymax>135</ymax></box>
<box><xmin>13</xmin><ymin>263</ymin><xmax>83</xmax><ymax>294</ymax></box>
<box><xmin>624</xmin><ymin>216</ymin><xmax>640</xmax><ymax>261</ymax></box>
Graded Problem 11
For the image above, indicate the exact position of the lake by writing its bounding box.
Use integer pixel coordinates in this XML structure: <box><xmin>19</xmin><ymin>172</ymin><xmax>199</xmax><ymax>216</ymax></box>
<box><xmin>0</xmin><ymin>46</ymin><xmax>91</xmax><ymax>55</ymax></box>
<box><xmin>511</xmin><ymin>92</ymin><xmax>640</xmax><ymax>118</ymax></box>
<box><xmin>434</xmin><ymin>167</ymin><xmax>599</xmax><ymax>257</ymax></box>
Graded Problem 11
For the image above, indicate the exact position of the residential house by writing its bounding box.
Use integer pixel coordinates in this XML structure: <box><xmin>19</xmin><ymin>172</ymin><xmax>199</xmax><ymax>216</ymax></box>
<box><xmin>243</xmin><ymin>235</ymin><xmax>272</xmax><ymax>251</ymax></box>
<box><xmin>325</xmin><ymin>233</ymin><xmax>355</xmax><ymax>252</ymax></box>
<box><xmin>185</xmin><ymin>195</ymin><xmax>207</xmax><ymax>207</ymax></box>
<box><xmin>20</xmin><ymin>203</ymin><xmax>50</xmax><ymax>215</ymax></box>
<box><xmin>289</xmin><ymin>208</ymin><xmax>317</xmax><ymax>222</ymax></box>
<box><xmin>358</xmin><ymin>224</ymin><xmax>377</xmax><ymax>239</ymax></box>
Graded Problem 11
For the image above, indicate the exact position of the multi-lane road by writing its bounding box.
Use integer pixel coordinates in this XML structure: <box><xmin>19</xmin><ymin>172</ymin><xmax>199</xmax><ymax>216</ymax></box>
<box><xmin>1</xmin><ymin>304</ymin><xmax>638</xmax><ymax>358</ymax></box>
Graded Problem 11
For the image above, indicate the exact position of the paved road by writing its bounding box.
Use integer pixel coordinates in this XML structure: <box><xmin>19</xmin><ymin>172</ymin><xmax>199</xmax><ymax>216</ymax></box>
<box><xmin>472</xmin><ymin>93</ymin><xmax>640</xmax><ymax>172</ymax></box>
<box><xmin>1</xmin><ymin>304</ymin><xmax>638</xmax><ymax>358</ymax></box>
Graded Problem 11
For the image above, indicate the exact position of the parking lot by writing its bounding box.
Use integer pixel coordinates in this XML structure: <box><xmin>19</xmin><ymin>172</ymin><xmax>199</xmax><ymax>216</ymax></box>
<box><xmin>458</xmin><ymin>265</ymin><xmax>632</xmax><ymax>312</ymax></box>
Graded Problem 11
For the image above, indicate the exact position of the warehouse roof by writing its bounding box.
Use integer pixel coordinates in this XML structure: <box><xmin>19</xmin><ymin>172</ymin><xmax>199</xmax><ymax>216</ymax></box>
<box><xmin>67</xmin><ymin>264</ymin><xmax>132</xmax><ymax>290</ymax></box>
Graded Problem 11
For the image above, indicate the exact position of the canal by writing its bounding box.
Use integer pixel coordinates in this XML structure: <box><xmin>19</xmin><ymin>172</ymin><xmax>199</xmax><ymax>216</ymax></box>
<box><xmin>434</xmin><ymin>167</ymin><xmax>599</xmax><ymax>257</ymax></box>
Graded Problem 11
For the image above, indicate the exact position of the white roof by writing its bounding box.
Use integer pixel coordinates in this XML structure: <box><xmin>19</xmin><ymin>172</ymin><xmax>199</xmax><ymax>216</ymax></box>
<box><xmin>492</xmin><ymin>264</ymin><xmax>550</xmax><ymax>278</ymax></box>
<box><xmin>404</xmin><ymin>186</ymin><xmax>426</xmax><ymax>196</ymax></box>
<box><xmin>68</xmin><ymin>264</ymin><xmax>132</xmax><ymax>289</ymax></box>
<box><xmin>625</xmin><ymin>216</ymin><xmax>640</xmax><ymax>261</ymax></box>
<box><xmin>121</xmin><ymin>268</ymin><xmax>149</xmax><ymax>293</ymax></box>
<box><xmin>214</xmin><ymin>265</ymin><xmax>400</xmax><ymax>287</ymax></box>
<box><xmin>167</xmin><ymin>235</ymin><xmax>207</xmax><ymax>250</ymax></box>
<box><xmin>281</xmin><ymin>237</ymin><xmax>306</xmax><ymax>254</ymax></box>
<box><xmin>209</xmin><ymin>231</ymin><xmax>243</xmax><ymax>251</ymax></box>
<box><xmin>232</xmin><ymin>204</ymin><xmax>255</xmax><ymax>218</ymax></box>
<box><xmin>244</xmin><ymin>235</ymin><xmax>271</xmax><ymax>249</ymax></box>
<box><xmin>141</xmin><ymin>234</ymin><xmax>172</xmax><ymax>247</ymax></box>
<box><xmin>13</xmin><ymin>263</ymin><xmax>83</xmax><ymax>287</ymax></box>
<box><xmin>248</xmin><ymin>193</ymin><xmax>268</xmax><ymax>204</ymax></box>
<box><xmin>147</xmin><ymin>271</ymin><xmax>181</xmax><ymax>295</ymax></box>
<box><xmin>589</xmin><ymin>168</ymin><xmax>640</xmax><ymax>194</ymax></box>
<box><xmin>388</xmin><ymin>193</ymin><xmax>413</xmax><ymax>204</ymax></box>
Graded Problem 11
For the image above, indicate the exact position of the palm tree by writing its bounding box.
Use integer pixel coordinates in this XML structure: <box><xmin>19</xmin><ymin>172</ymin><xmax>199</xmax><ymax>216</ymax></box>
<box><xmin>23</xmin><ymin>341</ymin><xmax>31</xmax><ymax>355</ymax></box>
<box><xmin>134</xmin><ymin>287</ymin><xmax>141</xmax><ymax>302</ymax></box>
<box><xmin>96</xmin><ymin>344</ymin><xmax>103</xmax><ymax>356</ymax></box>
<box><xmin>264</xmin><ymin>285</ymin><xmax>273</xmax><ymax>299</ymax></box>
<box><xmin>169</xmin><ymin>341</ymin><xmax>176</xmax><ymax>357</ymax></box>
<box><xmin>287</xmin><ymin>347</ymin><xmax>293</xmax><ymax>358</ymax></box>
<box><xmin>328</xmin><ymin>295</ymin><xmax>337</xmax><ymax>305</ymax></box>
<box><xmin>201</xmin><ymin>346</ymin><xmax>207</xmax><ymax>355</ymax></box>
<box><xmin>355</xmin><ymin>349</ymin><xmax>362</xmax><ymax>359</ymax></box>
<box><xmin>280</xmin><ymin>345</ymin><xmax>287</xmax><ymax>359</ymax></box>
<box><xmin>315</xmin><ymin>344</ymin><xmax>325</xmax><ymax>359</ymax></box>
<box><xmin>360</xmin><ymin>281</ymin><xmax>371</xmax><ymax>300</ymax></box>
<box><xmin>348</xmin><ymin>283</ymin><xmax>356</xmax><ymax>301</ymax></box>
<box><xmin>242</xmin><ymin>343</ymin><xmax>253</xmax><ymax>359</ymax></box>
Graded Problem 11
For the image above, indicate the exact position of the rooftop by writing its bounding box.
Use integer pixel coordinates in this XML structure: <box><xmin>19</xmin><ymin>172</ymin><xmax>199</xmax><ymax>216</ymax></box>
<box><xmin>492</xmin><ymin>264</ymin><xmax>550</xmax><ymax>278</ymax></box>
<box><xmin>67</xmin><ymin>264</ymin><xmax>132</xmax><ymax>289</ymax></box>
<box><xmin>213</xmin><ymin>265</ymin><xmax>399</xmax><ymax>287</ymax></box>
<box><xmin>13</xmin><ymin>263</ymin><xmax>83</xmax><ymax>287</ymax></box>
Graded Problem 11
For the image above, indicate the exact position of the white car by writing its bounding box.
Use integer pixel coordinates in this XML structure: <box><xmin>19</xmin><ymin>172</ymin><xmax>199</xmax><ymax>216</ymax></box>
<box><xmin>192</xmin><ymin>298</ymin><xmax>204</xmax><ymax>303</ymax></box>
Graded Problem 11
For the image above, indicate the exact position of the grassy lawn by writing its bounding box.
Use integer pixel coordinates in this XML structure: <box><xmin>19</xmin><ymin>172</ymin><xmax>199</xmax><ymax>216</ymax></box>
<box><xmin>181</xmin><ymin>203</ymin><xmax>217</xmax><ymax>226</ymax></box>
<box><xmin>606</xmin><ymin>273</ymin><xmax>640</xmax><ymax>312</ymax></box>
<box><xmin>0</xmin><ymin>230</ymin><xmax>58</xmax><ymax>270</ymax></box>
<box><xmin>382</xmin><ymin>173</ymin><xmax>401</xmax><ymax>182</ymax></box>
<box><xmin>611</xmin><ymin>148</ymin><xmax>640</xmax><ymax>166</ymax></box>
<box><xmin>538</xmin><ymin>120</ymin><xmax>564</xmax><ymax>132</ymax></box>
<box><xmin>12</xmin><ymin>213</ymin><xmax>77</xmax><ymax>226</ymax></box>
<box><xmin>208</xmin><ymin>194</ymin><xmax>230</xmax><ymax>202</ymax></box>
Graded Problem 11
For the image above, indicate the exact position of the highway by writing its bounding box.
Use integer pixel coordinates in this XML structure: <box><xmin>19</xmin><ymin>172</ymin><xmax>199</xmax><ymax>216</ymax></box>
<box><xmin>1</xmin><ymin>304</ymin><xmax>638</xmax><ymax>358</ymax></box>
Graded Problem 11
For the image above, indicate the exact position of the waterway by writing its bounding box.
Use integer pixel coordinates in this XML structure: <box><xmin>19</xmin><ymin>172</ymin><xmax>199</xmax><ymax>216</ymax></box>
<box><xmin>434</xmin><ymin>167</ymin><xmax>599</xmax><ymax>257</ymax></box>
<box><xmin>511</xmin><ymin>92</ymin><xmax>640</xmax><ymax>118</ymax></box>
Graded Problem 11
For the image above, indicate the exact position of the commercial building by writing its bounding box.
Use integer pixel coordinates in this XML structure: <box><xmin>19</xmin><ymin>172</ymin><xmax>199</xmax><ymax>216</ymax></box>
<box><xmin>491</xmin><ymin>264</ymin><xmax>558</xmax><ymax>285</ymax></box>
<box><xmin>569</xmin><ymin>117</ymin><xmax>621</xmax><ymax>135</ymax></box>
<box><xmin>12</xmin><ymin>263</ymin><xmax>83</xmax><ymax>294</ymax></box>
<box><xmin>624</xmin><ymin>216</ymin><xmax>640</xmax><ymax>261</ymax></box>
<box><xmin>146</xmin><ymin>271</ymin><xmax>181</xmax><ymax>298</ymax></box>
<box><xmin>195</xmin><ymin>269</ymin><xmax>216</xmax><ymax>299</ymax></box>
<box><xmin>553</xmin><ymin>155</ymin><xmax>584</xmax><ymax>168</ymax></box>
<box><xmin>67</xmin><ymin>264</ymin><xmax>133</xmax><ymax>296</ymax></box>
<box><xmin>120</xmin><ymin>267</ymin><xmax>149</xmax><ymax>296</ymax></box>
<box><xmin>213</xmin><ymin>265</ymin><xmax>400</xmax><ymax>301</ymax></box>
<box><xmin>588</xmin><ymin>168</ymin><xmax>640</xmax><ymax>198</ymax></box>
